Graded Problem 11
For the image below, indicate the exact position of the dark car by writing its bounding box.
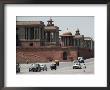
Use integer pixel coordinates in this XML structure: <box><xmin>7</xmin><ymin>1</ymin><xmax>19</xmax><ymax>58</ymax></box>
<box><xmin>29</xmin><ymin>64</ymin><xmax>41</xmax><ymax>72</ymax></box>
<box><xmin>16</xmin><ymin>63</ymin><xmax>20</xmax><ymax>73</ymax></box>
<box><xmin>50</xmin><ymin>63</ymin><xmax>57</xmax><ymax>70</ymax></box>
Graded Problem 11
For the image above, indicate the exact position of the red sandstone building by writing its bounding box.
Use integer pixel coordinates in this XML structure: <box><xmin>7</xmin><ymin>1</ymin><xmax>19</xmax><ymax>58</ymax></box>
<box><xmin>16</xmin><ymin>19</ymin><xmax>94</xmax><ymax>63</ymax></box>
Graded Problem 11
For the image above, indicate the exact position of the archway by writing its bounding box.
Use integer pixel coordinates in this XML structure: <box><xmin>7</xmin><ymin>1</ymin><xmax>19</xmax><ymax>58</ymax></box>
<box><xmin>63</xmin><ymin>52</ymin><xmax>67</xmax><ymax>60</ymax></box>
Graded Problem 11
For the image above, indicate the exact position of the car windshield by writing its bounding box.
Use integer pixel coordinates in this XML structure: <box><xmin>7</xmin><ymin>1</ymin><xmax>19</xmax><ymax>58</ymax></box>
<box><xmin>31</xmin><ymin>64</ymin><xmax>38</xmax><ymax>67</ymax></box>
<box><xmin>78</xmin><ymin>57</ymin><xmax>83</xmax><ymax>60</ymax></box>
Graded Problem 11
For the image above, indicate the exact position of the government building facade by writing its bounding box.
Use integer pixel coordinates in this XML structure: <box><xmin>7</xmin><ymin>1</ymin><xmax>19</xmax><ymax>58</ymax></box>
<box><xmin>16</xmin><ymin>19</ymin><xmax>94</xmax><ymax>63</ymax></box>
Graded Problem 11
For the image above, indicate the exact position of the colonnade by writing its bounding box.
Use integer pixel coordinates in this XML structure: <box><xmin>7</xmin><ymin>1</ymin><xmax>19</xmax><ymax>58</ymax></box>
<box><xmin>45</xmin><ymin>31</ymin><xmax>59</xmax><ymax>43</ymax></box>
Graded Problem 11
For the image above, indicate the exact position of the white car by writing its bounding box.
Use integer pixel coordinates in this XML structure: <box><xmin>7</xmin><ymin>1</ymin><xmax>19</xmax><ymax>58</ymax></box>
<box><xmin>73</xmin><ymin>62</ymin><xmax>82</xmax><ymax>69</ymax></box>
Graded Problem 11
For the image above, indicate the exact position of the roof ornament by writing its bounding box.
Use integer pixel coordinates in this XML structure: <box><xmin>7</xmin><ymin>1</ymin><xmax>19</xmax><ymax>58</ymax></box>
<box><xmin>47</xmin><ymin>17</ymin><xmax>54</xmax><ymax>26</ymax></box>
<box><xmin>50</xmin><ymin>16</ymin><xmax>52</xmax><ymax>20</ymax></box>
<box><xmin>76</xmin><ymin>28</ymin><xmax>79</xmax><ymax>31</ymax></box>
<box><xmin>75</xmin><ymin>28</ymin><xmax>80</xmax><ymax>35</ymax></box>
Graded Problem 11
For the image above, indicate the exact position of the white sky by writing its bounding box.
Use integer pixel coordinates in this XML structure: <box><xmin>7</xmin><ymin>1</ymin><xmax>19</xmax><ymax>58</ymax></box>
<box><xmin>16</xmin><ymin>16</ymin><xmax>94</xmax><ymax>39</ymax></box>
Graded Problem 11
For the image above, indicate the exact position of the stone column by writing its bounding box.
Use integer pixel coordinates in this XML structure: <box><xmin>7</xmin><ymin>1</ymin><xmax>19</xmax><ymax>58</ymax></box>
<box><xmin>34</xmin><ymin>27</ymin><xmax>35</xmax><ymax>39</ymax></box>
<box><xmin>65</xmin><ymin>37</ymin><xmax>67</xmax><ymax>46</ymax></box>
<box><xmin>64</xmin><ymin>37</ymin><xmax>65</xmax><ymax>46</ymax></box>
<box><xmin>50</xmin><ymin>32</ymin><xmax>52</xmax><ymax>42</ymax></box>
<box><xmin>91</xmin><ymin>40</ymin><xmax>92</xmax><ymax>49</ymax></box>
<box><xmin>56</xmin><ymin>32</ymin><xmax>58</xmax><ymax>43</ymax></box>
<box><xmin>54</xmin><ymin>32</ymin><xmax>56</xmax><ymax>42</ymax></box>
<box><xmin>78</xmin><ymin>39</ymin><xmax>80</xmax><ymax>47</ymax></box>
<box><xmin>62</xmin><ymin>37</ymin><xmax>63</xmax><ymax>46</ymax></box>
<box><xmin>67</xmin><ymin>37</ymin><xmax>69</xmax><ymax>46</ymax></box>
<box><xmin>28</xmin><ymin>27</ymin><xmax>30</xmax><ymax>40</ymax></box>
<box><xmin>77</xmin><ymin>39</ymin><xmax>79</xmax><ymax>47</ymax></box>
<box><xmin>52</xmin><ymin>32</ymin><xmax>53</xmax><ymax>42</ymax></box>
<box><xmin>41</xmin><ymin>28</ymin><xmax>43</xmax><ymax>39</ymax></box>
<box><xmin>66</xmin><ymin>37</ymin><xmax>67</xmax><ymax>46</ymax></box>
<box><xmin>53</xmin><ymin>32</ymin><xmax>56</xmax><ymax>42</ymax></box>
<box><xmin>37</xmin><ymin>27</ymin><xmax>39</xmax><ymax>39</ymax></box>
<box><xmin>45</xmin><ymin>32</ymin><xmax>47</xmax><ymax>41</ymax></box>
<box><xmin>25</xmin><ymin>27</ymin><xmax>27</xmax><ymax>40</ymax></box>
<box><xmin>49</xmin><ymin>32</ymin><xmax>50</xmax><ymax>42</ymax></box>
<box><xmin>67</xmin><ymin>37</ymin><xmax>68</xmax><ymax>46</ymax></box>
<box><xmin>37</xmin><ymin>27</ymin><xmax>38</xmax><ymax>39</ymax></box>
<box><xmin>39</xmin><ymin>27</ymin><xmax>41</xmax><ymax>39</ymax></box>
<box><xmin>66</xmin><ymin>36</ymin><xmax>68</xmax><ymax>46</ymax></box>
<box><xmin>74</xmin><ymin>38</ymin><xmax>75</xmax><ymax>46</ymax></box>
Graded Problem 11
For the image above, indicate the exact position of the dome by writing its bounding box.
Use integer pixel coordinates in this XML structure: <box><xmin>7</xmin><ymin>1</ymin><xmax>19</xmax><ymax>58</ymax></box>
<box><xmin>62</xmin><ymin>32</ymin><xmax>72</xmax><ymax>36</ymax></box>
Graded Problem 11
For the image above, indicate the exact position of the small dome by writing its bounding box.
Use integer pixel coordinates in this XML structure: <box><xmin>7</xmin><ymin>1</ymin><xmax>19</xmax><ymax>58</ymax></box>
<box><xmin>62</xmin><ymin>32</ymin><xmax>72</xmax><ymax>36</ymax></box>
<box><xmin>75</xmin><ymin>28</ymin><xmax>80</xmax><ymax>35</ymax></box>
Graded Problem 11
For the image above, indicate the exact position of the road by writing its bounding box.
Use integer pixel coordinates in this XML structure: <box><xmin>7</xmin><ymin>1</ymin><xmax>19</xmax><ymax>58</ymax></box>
<box><xmin>17</xmin><ymin>58</ymin><xmax>94</xmax><ymax>74</ymax></box>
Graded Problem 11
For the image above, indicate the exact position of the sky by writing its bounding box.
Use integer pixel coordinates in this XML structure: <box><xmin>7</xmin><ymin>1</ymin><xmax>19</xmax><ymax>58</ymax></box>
<box><xmin>16</xmin><ymin>16</ymin><xmax>94</xmax><ymax>39</ymax></box>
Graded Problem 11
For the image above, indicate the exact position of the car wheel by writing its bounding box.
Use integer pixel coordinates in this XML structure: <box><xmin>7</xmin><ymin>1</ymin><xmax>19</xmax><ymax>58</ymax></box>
<box><xmin>39</xmin><ymin>69</ymin><xmax>40</xmax><ymax>72</ymax></box>
<box><xmin>35</xmin><ymin>69</ymin><xmax>37</xmax><ymax>72</ymax></box>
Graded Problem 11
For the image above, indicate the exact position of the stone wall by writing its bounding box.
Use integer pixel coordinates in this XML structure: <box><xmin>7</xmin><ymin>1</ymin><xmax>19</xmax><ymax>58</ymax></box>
<box><xmin>78</xmin><ymin>48</ymin><xmax>94</xmax><ymax>59</ymax></box>
<box><xmin>16</xmin><ymin>47</ymin><xmax>93</xmax><ymax>63</ymax></box>
<box><xmin>16</xmin><ymin>47</ymin><xmax>77</xmax><ymax>63</ymax></box>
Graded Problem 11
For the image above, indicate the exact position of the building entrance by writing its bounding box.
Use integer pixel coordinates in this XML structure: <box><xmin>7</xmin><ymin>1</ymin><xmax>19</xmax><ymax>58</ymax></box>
<box><xmin>63</xmin><ymin>52</ymin><xmax>67</xmax><ymax>60</ymax></box>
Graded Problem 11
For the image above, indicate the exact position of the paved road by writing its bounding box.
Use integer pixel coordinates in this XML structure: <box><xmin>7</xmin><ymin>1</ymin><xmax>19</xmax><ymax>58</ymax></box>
<box><xmin>17</xmin><ymin>58</ymin><xmax>94</xmax><ymax>74</ymax></box>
